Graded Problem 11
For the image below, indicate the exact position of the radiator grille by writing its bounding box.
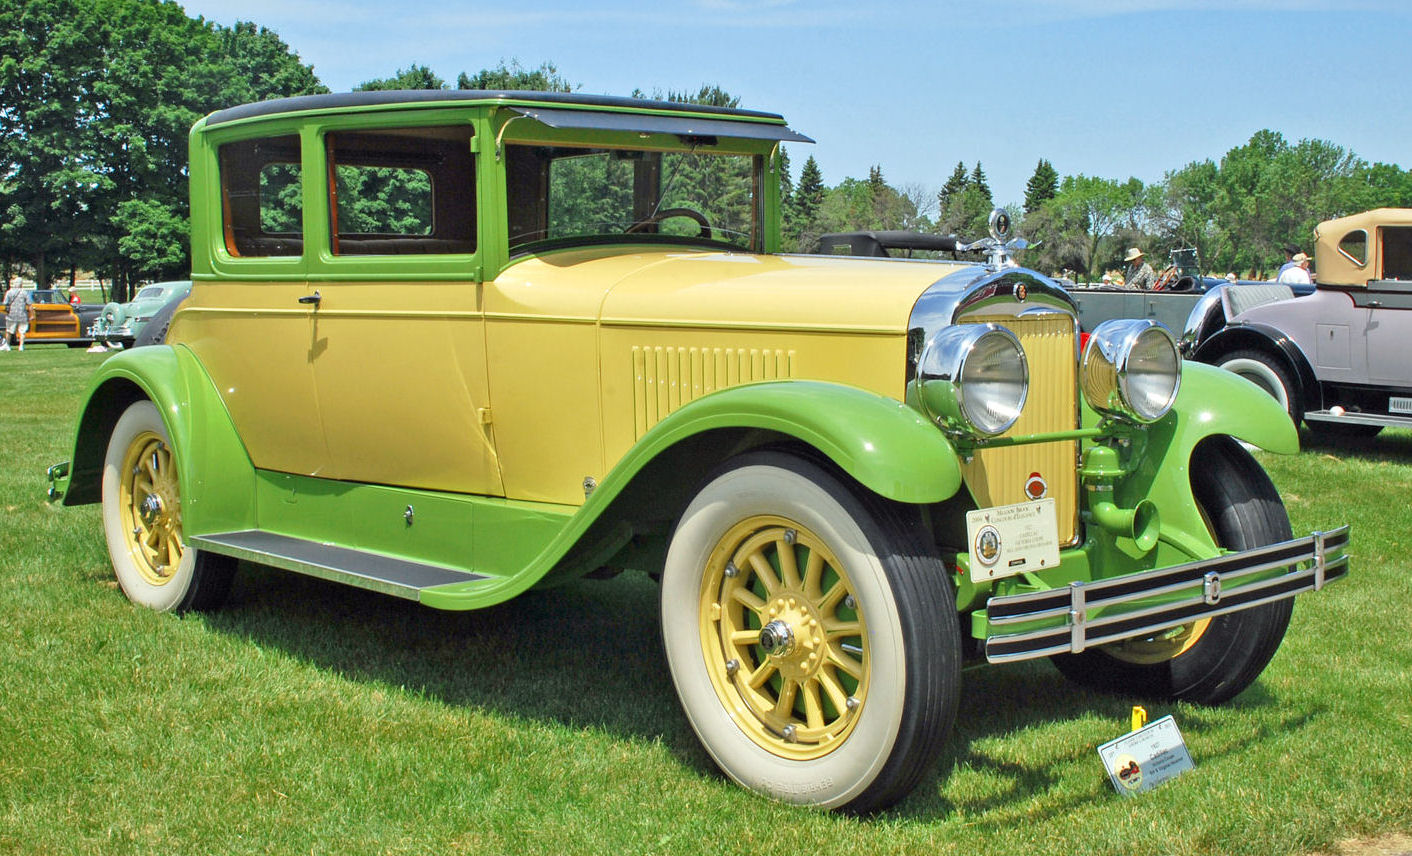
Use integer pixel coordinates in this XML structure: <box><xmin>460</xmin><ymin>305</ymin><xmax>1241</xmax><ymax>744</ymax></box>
<box><xmin>632</xmin><ymin>346</ymin><xmax>795</xmax><ymax>438</ymax></box>
<box><xmin>960</xmin><ymin>313</ymin><xmax>1080</xmax><ymax>544</ymax></box>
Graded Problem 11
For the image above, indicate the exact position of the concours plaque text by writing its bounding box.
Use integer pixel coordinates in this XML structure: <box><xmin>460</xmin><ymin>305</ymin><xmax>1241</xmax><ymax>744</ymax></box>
<box><xmin>1097</xmin><ymin>715</ymin><xmax>1194</xmax><ymax>796</ymax></box>
<box><xmin>965</xmin><ymin>498</ymin><xmax>1059</xmax><ymax>582</ymax></box>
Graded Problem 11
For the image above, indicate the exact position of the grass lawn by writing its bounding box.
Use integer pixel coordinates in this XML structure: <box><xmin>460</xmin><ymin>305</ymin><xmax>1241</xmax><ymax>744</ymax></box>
<box><xmin>1</xmin><ymin>346</ymin><xmax>1409</xmax><ymax>855</ymax></box>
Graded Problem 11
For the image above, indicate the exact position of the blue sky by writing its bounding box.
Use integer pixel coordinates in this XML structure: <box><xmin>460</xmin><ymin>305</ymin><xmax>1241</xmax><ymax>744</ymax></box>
<box><xmin>179</xmin><ymin>0</ymin><xmax>1411</xmax><ymax>209</ymax></box>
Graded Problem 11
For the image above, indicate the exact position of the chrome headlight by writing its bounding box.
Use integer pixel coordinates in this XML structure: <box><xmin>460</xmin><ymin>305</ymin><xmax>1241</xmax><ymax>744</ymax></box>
<box><xmin>1081</xmin><ymin>319</ymin><xmax>1181</xmax><ymax>423</ymax></box>
<box><xmin>916</xmin><ymin>324</ymin><xmax>1028</xmax><ymax>437</ymax></box>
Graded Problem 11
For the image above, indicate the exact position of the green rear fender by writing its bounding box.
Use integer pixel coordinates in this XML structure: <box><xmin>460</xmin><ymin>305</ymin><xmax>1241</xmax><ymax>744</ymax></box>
<box><xmin>60</xmin><ymin>345</ymin><xmax>257</xmax><ymax>534</ymax></box>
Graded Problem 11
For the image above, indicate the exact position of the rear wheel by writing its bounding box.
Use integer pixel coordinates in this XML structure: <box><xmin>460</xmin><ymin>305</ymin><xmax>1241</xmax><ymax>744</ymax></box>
<box><xmin>101</xmin><ymin>400</ymin><xmax>235</xmax><ymax>612</ymax></box>
<box><xmin>661</xmin><ymin>451</ymin><xmax>960</xmax><ymax>812</ymax></box>
<box><xmin>1050</xmin><ymin>437</ymin><xmax>1293</xmax><ymax>704</ymax></box>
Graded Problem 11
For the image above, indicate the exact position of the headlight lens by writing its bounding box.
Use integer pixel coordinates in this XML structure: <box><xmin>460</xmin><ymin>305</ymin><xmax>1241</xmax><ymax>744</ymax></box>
<box><xmin>916</xmin><ymin>324</ymin><xmax>1028</xmax><ymax>437</ymax></box>
<box><xmin>1081</xmin><ymin>319</ymin><xmax>1181</xmax><ymax>423</ymax></box>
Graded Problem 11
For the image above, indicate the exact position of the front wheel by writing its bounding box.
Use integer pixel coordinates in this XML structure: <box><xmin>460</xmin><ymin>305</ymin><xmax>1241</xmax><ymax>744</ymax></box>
<box><xmin>1051</xmin><ymin>436</ymin><xmax>1294</xmax><ymax>704</ymax></box>
<box><xmin>101</xmin><ymin>400</ymin><xmax>235</xmax><ymax>612</ymax></box>
<box><xmin>660</xmin><ymin>451</ymin><xmax>960</xmax><ymax>812</ymax></box>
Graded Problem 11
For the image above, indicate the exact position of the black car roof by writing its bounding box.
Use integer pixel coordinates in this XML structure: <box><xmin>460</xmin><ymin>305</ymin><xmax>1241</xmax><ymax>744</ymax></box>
<box><xmin>204</xmin><ymin>90</ymin><xmax>792</xmax><ymax>128</ymax></box>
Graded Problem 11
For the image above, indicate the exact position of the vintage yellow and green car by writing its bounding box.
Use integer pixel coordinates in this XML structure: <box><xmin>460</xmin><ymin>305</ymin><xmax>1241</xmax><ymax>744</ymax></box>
<box><xmin>48</xmin><ymin>91</ymin><xmax>1348</xmax><ymax>812</ymax></box>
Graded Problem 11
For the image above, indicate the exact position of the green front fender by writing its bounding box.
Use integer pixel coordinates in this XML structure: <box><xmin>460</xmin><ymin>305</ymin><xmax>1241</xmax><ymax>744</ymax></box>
<box><xmin>624</xmin><ymin>380</ymin><xmax>964</xmax><ymax>504</ymax></box>
<box><xmin>57</xmin><ymin>345</ymin><xmax>256</xmax><ymax>535</ymax></box>
<box><xmin>1115</xmin><ymin>360</ymin><xmax>1299</xmax><ymax>560</ymax></box>
<box><xmin>1163</xmin><ymin>360</ymin><xmax>1300</xmax><ymax>454</ymax></box>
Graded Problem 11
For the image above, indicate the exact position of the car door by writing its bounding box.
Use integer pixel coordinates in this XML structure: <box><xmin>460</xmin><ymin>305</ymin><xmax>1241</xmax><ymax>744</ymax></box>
<box><xmin>173</xmin><ymin>132</ymin><xmax>330</xmax><ymax>477</ymax></box>
<box><xmin>1363</xmin><ymin>226</ymin><xmax>1412</xmax><ymax>388</ymax></box>
<box><xmin>303</xmin><ymin>123</ymin><xmax>504</xmax><ymax>496</ymax></box>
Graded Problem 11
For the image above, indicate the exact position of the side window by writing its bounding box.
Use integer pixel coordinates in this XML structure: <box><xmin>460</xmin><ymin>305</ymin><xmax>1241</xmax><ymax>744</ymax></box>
<box><xmin>1337</xmin><ymin>229</ymin><xmax>1367</xmax><ymax>266</ymax></box>
<box><xmin>326</xmin><ymin>126</ymin><xmax>475</xmax><ymax>255</ymax></box>
<box><xmin>1380</xmin><ymin>227</ymin><xmax>1412</xmax><ymax>281</ymax></box>
<box><xmin>218</xmin><ymin>136</ymin><xmax>303</xmax><ymax>257</ymax></box>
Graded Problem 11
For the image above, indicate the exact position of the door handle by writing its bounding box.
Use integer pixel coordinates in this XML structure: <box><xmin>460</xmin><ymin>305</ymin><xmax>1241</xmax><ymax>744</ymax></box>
<box><xmin>298</xmin><ymin>291</ymin><xmax>322</xmax><ymax>305</ymax></box>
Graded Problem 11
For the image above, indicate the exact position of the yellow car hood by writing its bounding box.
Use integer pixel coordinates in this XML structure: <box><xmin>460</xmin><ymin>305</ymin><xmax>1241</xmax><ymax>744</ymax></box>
<box><xmin>517</xmin><ymin>247</ymin><xmax>975</xmax><ymax>332</ymax></box>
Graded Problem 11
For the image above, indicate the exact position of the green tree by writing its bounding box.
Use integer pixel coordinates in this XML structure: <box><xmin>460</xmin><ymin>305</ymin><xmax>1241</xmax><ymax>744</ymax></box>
<box><xmin>790</xmin><ymin>155</ymin><xmax>826</xmax><ymax>250</ymax></box>
<box><xmin>210</xmin><ymin>21</ymin><xmax>325</xmax><ymax>104</ymax></box>
<box><xmin>1023</xmin><ymin>159</ymin><xmax>1059</xmax><ymax>214</ymax></box>
<box><xmin>969</xmin><ymin>163</ymin><xmax>991</xmax><ymax>201</ymax></box>
<box><xmin>0</xmin><ymin>0</ymin><xmax>323</xmax><ymax>294</ymax></box>
<box><xmin>457</xmin><ymin>60</ymin><xmax>573</xmax><ymax>92</ymax></box>
<box><xmin>938</xmin><ymin>161</ymin><xmax>968</xmax><ymax>209</ymax></box>
<box><xmin>1028</xmin><ymin>174</ymin><xmax>1146</xmax><ymax>276</ymax></box>
<box><xmin>357</xmin><ymin>65</ymin><xmax>446</xmax><ymax>91</ymax></box>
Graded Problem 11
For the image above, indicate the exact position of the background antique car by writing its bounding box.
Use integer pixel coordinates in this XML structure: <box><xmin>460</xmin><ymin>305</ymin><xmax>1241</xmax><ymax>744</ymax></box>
<box><xmin>47</xmin><ymin>91</ymin><xmax>1348</xmax><ymax>812</ymax></box>
<box><xmin>816</xmin><ymin>237</ymin><xmax>1308</xmax><ymax>334</ymax></box>
<box><xmin>3</xmin><ymin>289</ymin><xmax>96</xmax><ymax>347</ymax></box>
<box><xmin>1183</xmin><ymin>208</ymin><xmax>1412</xmax><ymax>437</ymax></box>
<box><xmin>90</xmin><ymin>280</ymin><xmax>193</xmax><ymax>349</ymax></box>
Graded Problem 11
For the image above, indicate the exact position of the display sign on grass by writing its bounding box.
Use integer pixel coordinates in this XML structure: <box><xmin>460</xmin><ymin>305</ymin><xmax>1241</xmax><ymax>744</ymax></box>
<box><xmin>1097</xmin><ymin>715</ymin><xmax>1194</xmax><ymax>796</ymax></box>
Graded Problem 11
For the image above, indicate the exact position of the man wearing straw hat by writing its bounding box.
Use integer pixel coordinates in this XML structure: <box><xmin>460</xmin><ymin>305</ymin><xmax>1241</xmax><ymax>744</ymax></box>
<box><xmin>1123</xmin><ymin>247</ymin><xmax>1156</xmax><ymax>291</ymax></box>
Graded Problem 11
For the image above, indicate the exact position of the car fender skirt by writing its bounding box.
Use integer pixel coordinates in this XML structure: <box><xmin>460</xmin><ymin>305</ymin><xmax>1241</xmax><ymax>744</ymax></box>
<box><xmin>633</xmin><ymin>380</ymin><xmax>964</xmax><ymax>504</ymax></box>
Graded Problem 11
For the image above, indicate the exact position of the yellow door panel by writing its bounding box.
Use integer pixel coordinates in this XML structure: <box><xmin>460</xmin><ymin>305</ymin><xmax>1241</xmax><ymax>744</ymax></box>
<box><xmin>484</xmin><ymin>259</ymin><xmax>612</xmax><ymax>505</ymax></box>
<box><xmin>170</xmin><ymin>281</ymin><xmax>329</xmax><ymax>476</ymax></box>
<box><xmin>307</xmin><ymin>281</ymin><xmax>502</xmax><ymax>496</ymax></box>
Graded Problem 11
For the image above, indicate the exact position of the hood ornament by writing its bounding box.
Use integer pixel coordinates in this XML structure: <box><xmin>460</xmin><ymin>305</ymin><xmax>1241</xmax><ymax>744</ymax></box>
<box><xmin>960</xmin><ymin>208</ymin><xmax>1033</xmax><ymax>270</ymax></box>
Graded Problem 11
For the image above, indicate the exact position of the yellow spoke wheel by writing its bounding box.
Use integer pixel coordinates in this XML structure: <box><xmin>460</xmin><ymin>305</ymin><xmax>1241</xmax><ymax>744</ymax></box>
<box><xmin>1103</xmin><ymin>618</ymin><xmax>1211</xmax><ymax>665</ymax></box>
<box><xmin>116</xmin><ymin>430</ymin><xmax>185</xmax><ymax>586</ymax></box>
<box><xmin>102</xmin><ymin>400</ymin><xmax>235</xmax><ymax>613</ymax></box>
<box><xmin>699</xmin><ymin>516</ymin><xmax>868</xmax><ymax>761</ymax></box>
<box><xmin>661</xmin><ymin>452</ymin><xmax>960</xmax><ymax>812</ymax></box>
<box><xmin>1050</xmin><ymin>437</ymin><xmax>1295</xmax><ymax>705</ymax></box>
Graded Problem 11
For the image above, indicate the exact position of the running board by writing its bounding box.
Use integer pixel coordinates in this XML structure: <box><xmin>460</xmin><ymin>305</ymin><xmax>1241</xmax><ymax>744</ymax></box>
<box><xmin>1304</xmin><ymin>409</ymin><xmax>1412</xmax><ymax>429</ymax></box>
<box><xmin>190</xmin><ymin>530</ymin><xmax>487</xmax><ymax>600</ymax></box>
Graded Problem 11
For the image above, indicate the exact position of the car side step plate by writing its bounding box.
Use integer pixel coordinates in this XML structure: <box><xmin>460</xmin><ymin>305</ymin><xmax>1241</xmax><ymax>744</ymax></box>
<box><xmin>1304</xmin><ymin>409</ymin><xmax>1412</xmax><ymax>429</ymax></box>
<box><xmin>190</xmin><ymin>530</ymin><xmax>486</xmax><ymax>600</ymax></box>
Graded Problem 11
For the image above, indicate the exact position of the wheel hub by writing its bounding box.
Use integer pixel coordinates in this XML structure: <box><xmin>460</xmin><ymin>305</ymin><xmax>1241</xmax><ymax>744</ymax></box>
<box><xmin>763</xmin><ymin>595</ymin><xmax>827</xmax><ymax>682</ymax></box>
<box><xmin>138</xmin><ymin>493</ymin><xmax>165</xmax><ymax>527</ymax></box>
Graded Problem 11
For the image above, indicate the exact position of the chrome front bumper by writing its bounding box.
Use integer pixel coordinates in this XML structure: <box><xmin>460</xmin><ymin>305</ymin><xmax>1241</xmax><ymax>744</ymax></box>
<box><xmin>984</xmin><ymin>526</ymin><xmax>1350</xmax><ymax>663</ymax></box>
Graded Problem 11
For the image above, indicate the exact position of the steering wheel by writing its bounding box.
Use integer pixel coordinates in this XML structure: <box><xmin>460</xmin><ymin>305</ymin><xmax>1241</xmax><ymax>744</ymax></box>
<box><xmin>625</xmin><ymin>206</ymin><xmax>713</xmax><ymax>239</ymax></box>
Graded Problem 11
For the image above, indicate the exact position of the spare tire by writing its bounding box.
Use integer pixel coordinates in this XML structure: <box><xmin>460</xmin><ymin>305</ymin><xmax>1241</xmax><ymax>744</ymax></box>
<box><xmin>98</xmin><ymin>302</ymin><xmax>126</xmax><ymax>333</ymax></box>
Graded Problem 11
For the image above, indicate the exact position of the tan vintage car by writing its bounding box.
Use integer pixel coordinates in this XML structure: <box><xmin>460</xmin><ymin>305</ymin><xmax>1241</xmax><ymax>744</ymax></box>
<box><xmin>1184</xmin><ymin>207</ymin><xmax>1412</xmax><ymax>436</ymax></box>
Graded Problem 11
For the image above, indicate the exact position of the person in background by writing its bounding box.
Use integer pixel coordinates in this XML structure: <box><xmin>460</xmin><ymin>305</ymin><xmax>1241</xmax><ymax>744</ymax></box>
<box><xmin>69</xmin><ymin>289</ymin><xmax>81</xmax><ymax>306</ymax></box>
<box><xmin>1123</xmin><ymin>248</ymin><xmax>1156</xmax><ymax>291</ymax></box>
<box><xmin>3</xmin><ymin>284</ymin><xmax>33</xmax><ymax>351</ymax></box>
<box><xmin>1276</xmin><ymin>244</ymin><xmax>1301</xmax><ymax>279</ymax></box>
<box><xmin>1277</xmin><ymin>252</ymin><xmax>1313</xmax><ymax>286</ymax></box>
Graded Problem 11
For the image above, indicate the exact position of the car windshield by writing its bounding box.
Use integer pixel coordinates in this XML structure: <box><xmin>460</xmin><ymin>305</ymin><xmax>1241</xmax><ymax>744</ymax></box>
<box><xmin>32</xmin><ymin>290</ymin><xmax>64</xmax><ymax>303</ymax></box>
<box><xmin>135</xmin><ymin>287</ymin><xmax>166</xmax><ymax>300</ymax></box>
<box><xmin>506</xmin><ymin>144</ymin><xmax>759</xmax><ymax>254</ymax></box>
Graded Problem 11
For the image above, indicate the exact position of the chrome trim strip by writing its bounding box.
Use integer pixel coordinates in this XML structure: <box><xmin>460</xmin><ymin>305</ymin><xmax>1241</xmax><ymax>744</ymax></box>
<box><xmin>983</xmin><ymin>525</ymin><xmax>1350</xmax><ymax>663</ymax></box>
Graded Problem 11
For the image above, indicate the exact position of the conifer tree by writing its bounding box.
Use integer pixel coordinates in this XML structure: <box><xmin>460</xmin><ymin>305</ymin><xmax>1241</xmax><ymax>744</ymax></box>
<box><xmin>939</xmin><ymin>161</ymin><xmax>969</xmax><ymax>207</ymax></box>
<box><xmin>1024</xmin><ymin>159</ymin><xmax>1060</xmax><ymax>213</ymax></box>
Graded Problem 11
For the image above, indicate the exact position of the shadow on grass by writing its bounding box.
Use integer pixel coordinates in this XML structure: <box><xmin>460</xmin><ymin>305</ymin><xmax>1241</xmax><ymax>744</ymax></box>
<box><xmin>1298</xmin><ymin>425</ymin><xmax>1412</xmax><ymax>460</ymax></box>
<box><xmin>203</xmin><ymin>562</ymin><xmax>1322</xmax><ymax>821</ymax></box>
<box><xmin>896</xmin><ymin>666</ymin><xmax>1326</xmax><ymax>820</ymax></box>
